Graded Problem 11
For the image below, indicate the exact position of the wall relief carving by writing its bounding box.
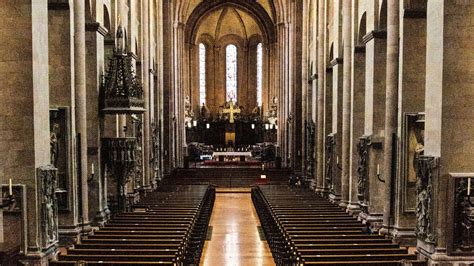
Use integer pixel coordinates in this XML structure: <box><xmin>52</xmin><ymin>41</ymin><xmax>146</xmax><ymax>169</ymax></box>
<box><xmin>357</xmin><ymin>136</ymin><xmax>371</xmax><ymax>214</ymax></box>
<box><xmin>37</xmin><ymin>165</ymin><xmax>58</xmax><ymax>249</ymax></box>
<box><xmin>453</xmin><ymin>177</ymin><xmax>474</xmax><ymax>252</ymax></box>
<box><xmin>325</xmin><ymin>134</ymin><xmax>336</xmax><ymax>194</ymax></box>
<box><xmin>415</xmin><ymin>155</ymin><xmax>439</xmax><ymax>244</ymax></box>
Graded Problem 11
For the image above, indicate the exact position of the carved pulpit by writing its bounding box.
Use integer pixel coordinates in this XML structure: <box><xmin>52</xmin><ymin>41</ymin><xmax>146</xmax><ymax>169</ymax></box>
<box><xmin>222</xmin><ymin>100</ymin><xmax>241</xmax><ymax>146</ymax></box>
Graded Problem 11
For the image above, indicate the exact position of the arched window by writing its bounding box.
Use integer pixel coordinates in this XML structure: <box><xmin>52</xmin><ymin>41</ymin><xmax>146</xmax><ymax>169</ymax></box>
<box><xmin>256</xmin><ymin>43</ymin><xmax>263</xmax><ymax>107</ymax></box>
<box><xmin>199</xmin><ymin>43</ymin><xmax>206</xmax><ymax>106</ymax></box>
<box><xmin>226</xmin><ymin>44</ymin><xmax>238</xmax><ymax>102</ymax></box>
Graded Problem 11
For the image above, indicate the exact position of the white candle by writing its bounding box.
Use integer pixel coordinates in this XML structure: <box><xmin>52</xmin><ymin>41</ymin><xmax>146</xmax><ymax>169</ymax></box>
<box><xmin>9</xmin><ymin>178</ymin><xmax>12</xmax><ymax>195</ymax></box>
<box><xmin>91</xmin><ymin>163</ymin><xmax>95</xmax><ymax>175</ymax></box>
<box><xmin>336</xmin><ymin>156</ymin><xmax>339</xmax><ymax>165</ymax></box>
<box><xmin>262</xmin><ymin>164</ymin><xmax>265</xmax><ymax>171</ymax></box>
<box><xmin>376</xmin><ymin>164</ymin><xmax>380</xmax><ymax>175</ymax></box>
<box><xmin>468</xmin><ymin>178</ymin><xmax>471</xmax><ymax>196</ymax></box>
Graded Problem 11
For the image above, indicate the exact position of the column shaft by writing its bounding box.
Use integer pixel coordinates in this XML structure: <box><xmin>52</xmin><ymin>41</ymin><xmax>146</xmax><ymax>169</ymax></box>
<box><xmin>340</xmin><ymin>0</ymin><xmax>352</xmax><ymax>206</ymax></box>
<box><xmin>316</xmin><ymin>0</ymin><xmax>326</xmax><ymax>191</ymax></box>
<box><xmin>382</xmin><ymin>0</ymin><xmax>400</xmax><ymax>232</ymax></box>
<box><xmin>74</xmin><ymin>0</ymin><xmax>89</xmax><ymax>224</ymax></box>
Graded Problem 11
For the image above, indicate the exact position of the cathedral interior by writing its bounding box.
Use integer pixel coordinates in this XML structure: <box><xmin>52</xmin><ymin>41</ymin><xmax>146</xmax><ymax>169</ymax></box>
<box><xmin>0</xmin><ymin>0</ymin><xmax>473</xmax><ymax>265</ymax></box>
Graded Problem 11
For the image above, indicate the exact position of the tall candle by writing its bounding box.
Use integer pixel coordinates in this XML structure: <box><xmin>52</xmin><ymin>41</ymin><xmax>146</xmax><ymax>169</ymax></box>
<box><xmin>376</xmin><ymin>164</ymin><xmax>380</xmax><ymax>175</ymax></box>
<box><xmin>9</xmin><ymin>178</ymin><xmax>12</xmax><ymax>195</ymax></box>
<box><xmin>91</xmin><ymin>163</ymin><xmax>95</xmax><ymax>175</ymax></box>
<box><xmin>468</xmin><ymin>178</ymin><xmax>471</xmax><ymax>196</ymax></box>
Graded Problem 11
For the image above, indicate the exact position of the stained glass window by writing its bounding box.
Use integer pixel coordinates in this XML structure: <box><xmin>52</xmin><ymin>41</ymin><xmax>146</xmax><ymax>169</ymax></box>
<box><xmin>226</xmin><ymin>44</ymin><xmax>238</xmax><ymax>102</ymax></box>
<box><xmin>256</xmin><ymin>43</ymin><xmax>263</xmax><ymax>107</ymax></box>
<box><xmin>199</xmin><ymin>43</ymin><xmax>206</xmax><ymax>106</ymax></box>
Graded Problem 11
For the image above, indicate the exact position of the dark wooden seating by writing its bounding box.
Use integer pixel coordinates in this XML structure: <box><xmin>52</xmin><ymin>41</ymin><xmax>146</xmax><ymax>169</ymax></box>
<box><xmin>252</xmin><ymin>185</ymin><xmax>426</xmax><ymax>265</ymax></box>
<box><xmin>50</xmin><ymin>184</ymin><xmax>215</xmax><ymax>265</ymax></box>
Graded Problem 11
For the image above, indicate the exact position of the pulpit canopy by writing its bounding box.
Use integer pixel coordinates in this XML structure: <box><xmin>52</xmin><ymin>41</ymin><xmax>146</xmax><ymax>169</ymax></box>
<box><xmin>100</xmin><ymin>25</ymin><xmax>145</xmax><ymax>114</ymax></box>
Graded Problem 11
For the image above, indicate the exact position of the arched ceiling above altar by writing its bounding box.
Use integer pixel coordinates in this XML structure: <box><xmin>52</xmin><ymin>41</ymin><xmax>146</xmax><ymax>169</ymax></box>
<box><xmin>194</xmin><ymin>6</ymin><xmax>263</xmax><ymax>44</ymax></box>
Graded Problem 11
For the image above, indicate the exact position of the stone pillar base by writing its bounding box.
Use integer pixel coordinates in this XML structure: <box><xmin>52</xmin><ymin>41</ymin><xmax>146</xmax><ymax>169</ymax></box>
<box><xmin>58</xmin><ymin>225</ymin><xmax>81</xmax><ymax>247</ymax></box>
<box><xmin>346</xmin><ymin>203</ymin><xmax>361</xmax><ymax>216</ymax></box>
<box><xmin>419</xmin><ymin>249</ymin><xmax>474</xmax><ymax>266</ymax></box>
<box><xmin>329</xmin><ymin>193</ymin><xmax>341</xmax><ymax>205</ymax></box>
<box><xmin>390</xmin><ymin>226</ymin><xmax>416</xmax><ymax>246</ymax></box>
<box><xmin>94</xmin><ymin>208</ymin><xmax>110</xmax><ymax>227</ymax></box>
<box><xmin>19</xmin><ymin>246</ymin><xmax>57</xmax><ymax>266</ymax></box>
<box><xmin>358</xmin><ymin>211</ymin><xmax>383</xmax><ymax>231</ymax></box>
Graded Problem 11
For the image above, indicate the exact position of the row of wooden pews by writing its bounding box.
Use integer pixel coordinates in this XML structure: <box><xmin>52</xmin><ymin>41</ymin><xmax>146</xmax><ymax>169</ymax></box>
<box><xmin>252</xmin><ymin>185</ymin><xmax>426</xmax><ymax>266</ymax></box>
<box><xmin>51</xmin><ymin>184</ymin><xmax>215</xmax><ymax>265</ymax></box>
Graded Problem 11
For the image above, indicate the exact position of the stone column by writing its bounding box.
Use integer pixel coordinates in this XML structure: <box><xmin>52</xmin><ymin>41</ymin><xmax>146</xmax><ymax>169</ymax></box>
<box><xmin>341</xmin><ymin>0</ymin><xmax>352</xmax><ymax>207</ymax></box>
<box><xmin>418</xmin><ymin>1</ymin><xmax>474</xmax><ymax>262</ymax></box>
<box><xmin>316</xmin><ymin>0</ymin><xmax>326</xmax><ymax>192</ymax></box>
<box><xmin>381</xmin><ymin>0</ymin><xmax>400</xmax><ymax>234</ymax></box>
<box><xmin>0</xmin><ymin>0</ymin><xmax>51</xmax><ymax>262</ymax></box>
<box><xmin>74</xmin><ymin>0</ymin><xmax>89</xmax><ymax>225</ymax></box>
<box><xmin>142</xmin><ymin>0</ymin><xmax>150</xmax><ymax>186</ymax></box>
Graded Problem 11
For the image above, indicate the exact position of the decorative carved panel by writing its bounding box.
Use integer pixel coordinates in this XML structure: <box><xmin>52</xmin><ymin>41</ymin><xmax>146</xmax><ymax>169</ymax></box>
<box><xmin>37</xmin><ymin>165</ymin><xmax>58</xmax><ymax>249</ymax></box>
<box><xmin>305</xmin><ymin>120</ymin><xmax>316</xmax><ymax>178</ymax></box>
<box><xmin>453</xmin><ymin>177</ymin><xmax>474</xmax><ymax>253</ymax></box>
<box><xmin>415</xmin><ymin>155</ymin><xmax>439</xmax><ymax>244</ymax></box>
<box><xmin>325</xmin><ymin>134</ymin><xmax>336</xmax><ymax>194</ymax></box>
<box><xmin>357</xmin><ymin>136</ymin><xmax>371</xmax><ymax>214</ymax></box>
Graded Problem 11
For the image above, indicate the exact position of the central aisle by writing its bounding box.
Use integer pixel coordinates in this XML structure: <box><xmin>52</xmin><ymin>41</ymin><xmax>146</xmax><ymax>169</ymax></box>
<box><xmin>200</xmin><ymin>193</ymin><xmax>275</xmax><ymax>266</ymax></box>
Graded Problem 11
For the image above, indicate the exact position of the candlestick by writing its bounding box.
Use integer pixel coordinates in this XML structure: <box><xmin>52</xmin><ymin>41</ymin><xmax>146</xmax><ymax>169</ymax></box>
<box><xmin>468</xmin><ymin>178</ymin><xmax>471</xmax><ymax>196</ymax></box>
<box><xmin>9</xmin><ymin>178</ymin><xmax>12</xmax><ymax>196</ymax></box>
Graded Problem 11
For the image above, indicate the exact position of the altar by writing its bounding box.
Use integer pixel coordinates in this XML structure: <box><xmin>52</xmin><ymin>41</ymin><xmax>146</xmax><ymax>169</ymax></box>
<box><xmin>212</xmin><ymin>151</ymin><xmax>252</xmax><ymax>162</ymax></box>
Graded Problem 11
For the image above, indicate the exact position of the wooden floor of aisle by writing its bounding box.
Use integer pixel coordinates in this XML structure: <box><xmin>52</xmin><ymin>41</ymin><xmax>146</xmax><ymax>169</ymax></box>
<box><xmin>200</xmin><ymin>193</ymin><xmax>275</xmax><ymax>266</ymax></box>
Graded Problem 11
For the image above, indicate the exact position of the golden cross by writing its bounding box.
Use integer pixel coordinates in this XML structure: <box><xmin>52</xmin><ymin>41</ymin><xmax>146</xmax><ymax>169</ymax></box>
<box><xmin>223</xmin><ymin>100</ymin><xmax>241</xmax><ymax>123</ymax></box>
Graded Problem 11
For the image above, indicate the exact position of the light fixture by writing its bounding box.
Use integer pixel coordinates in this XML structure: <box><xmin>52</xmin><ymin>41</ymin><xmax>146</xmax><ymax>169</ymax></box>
<box><xmin>193</xmin><ymin>120</ymin><xmax>197</xmax><ymax>127</ymax></box>
<box><xmin>265</xmin><ymin>124</ymin><xmax>269</xmax><ymax>130</ymax></box>
<box><xmin>251</xmin><ymin>124</ymin><xmax>255</xmax><ymax>130</ymax></box>
<box><xmin>206</xmin><ymin>123</ymin><xmax>210</xmax><ymax>129</ymax></box>
<box><xmin>275</xmin><ymin>125</ymin><xmax>278</xmax><ymax>130</ymax></box>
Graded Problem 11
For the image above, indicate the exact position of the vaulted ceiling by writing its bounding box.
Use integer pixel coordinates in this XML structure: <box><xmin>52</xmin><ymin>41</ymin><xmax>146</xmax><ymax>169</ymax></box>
<box><xmin>195</xmin><ymin>6</ymin><xmax>263</xmax><ymax>44</ymax></box>
<box><xmin>182</xmin><ymin>0</ymin><xmax>279</xmax><ymax>44</ymax></box>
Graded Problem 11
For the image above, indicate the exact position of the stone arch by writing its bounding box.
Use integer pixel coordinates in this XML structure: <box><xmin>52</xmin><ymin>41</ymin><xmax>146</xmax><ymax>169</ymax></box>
<box><xmin>198</xmin><ymin>33</ymin><xmax>215</xmax><ymax>48</ymax></box>
<box><xmin>185</xmin><ymin>0</ymin><xmax>276</xmax><ymax>45</ymax></box>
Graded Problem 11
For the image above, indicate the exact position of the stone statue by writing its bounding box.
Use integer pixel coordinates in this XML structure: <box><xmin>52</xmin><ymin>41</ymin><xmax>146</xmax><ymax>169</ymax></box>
<box><xmin>200</xmin><ymin>103</ymin><xmax>211</xmax><ymax>119</ymax></box>
<box><xmin>50</xmin><ymin>123</ymin><xmax>60</xmax><ymax>167</ymax></box>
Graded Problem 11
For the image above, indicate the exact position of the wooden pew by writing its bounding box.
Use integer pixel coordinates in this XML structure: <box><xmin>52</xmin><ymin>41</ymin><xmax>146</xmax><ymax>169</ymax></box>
<box><xmin>50</xmin><ymin>184</ymin><xmax>215</xmax><ymax>265</ymax></box>
<box><xmin>252</xmin><ymin>185</ymin><xmax>426</xmax><ymax>265</ymax></box>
